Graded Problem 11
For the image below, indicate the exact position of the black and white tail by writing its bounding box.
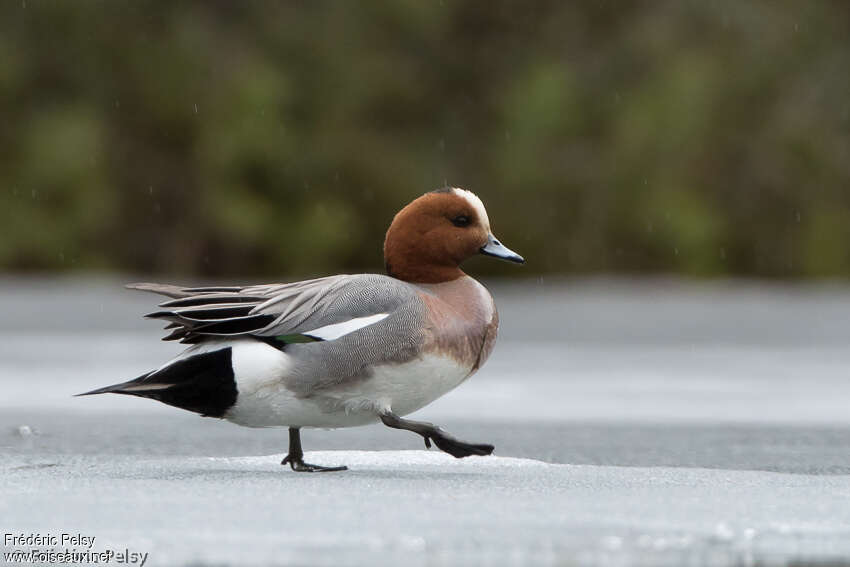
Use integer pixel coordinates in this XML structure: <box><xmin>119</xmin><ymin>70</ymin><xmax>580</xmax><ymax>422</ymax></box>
<box><xmin>77</xmin><ymin>348</ymin><xmax>238</xmax><ymax>418</ymax></box>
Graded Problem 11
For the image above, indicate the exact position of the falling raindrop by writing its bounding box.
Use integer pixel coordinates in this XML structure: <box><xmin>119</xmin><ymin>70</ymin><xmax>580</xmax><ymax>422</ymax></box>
<box><xmin>193</xmin><ymin>103</ymin><xmax>199</xmax><ymax>114</ymax></box>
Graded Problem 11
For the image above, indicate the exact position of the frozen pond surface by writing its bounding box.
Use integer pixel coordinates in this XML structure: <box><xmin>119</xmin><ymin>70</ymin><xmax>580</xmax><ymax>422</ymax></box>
<box><xmin>3</xmin><ymin>276</ymin><xmax>850</xmax><ymax>566</ymax></box>
<box><xmin>6</xmin><ymin>451</ymin><xmax>850</xmax><ymax>567</ymax></box>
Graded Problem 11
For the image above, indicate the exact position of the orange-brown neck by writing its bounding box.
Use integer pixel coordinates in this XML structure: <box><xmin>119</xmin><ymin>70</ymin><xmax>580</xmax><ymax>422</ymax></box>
<box><xmin>385</xmin><ymin>259</ymin><xmax>465</xmax><ymax>284</ymax></box>
<box><xmin>384</xmin><ymin>233</ymin><xmax>467</xmax><ymax>283</ymax></box>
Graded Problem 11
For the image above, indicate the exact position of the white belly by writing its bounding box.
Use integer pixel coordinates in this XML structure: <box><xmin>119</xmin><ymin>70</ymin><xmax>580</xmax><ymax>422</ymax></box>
<box><xmin>225</xmin><ymin>352</ymin><xmax>472</xmax><ymax>429</ymax></box>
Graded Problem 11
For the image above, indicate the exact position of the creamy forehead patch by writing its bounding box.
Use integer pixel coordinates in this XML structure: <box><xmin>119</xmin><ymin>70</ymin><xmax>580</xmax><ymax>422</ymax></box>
<box><xmin>451</xmin><ymin>188</ymin><xmax>491</xmax><ymax>230</ymax></box>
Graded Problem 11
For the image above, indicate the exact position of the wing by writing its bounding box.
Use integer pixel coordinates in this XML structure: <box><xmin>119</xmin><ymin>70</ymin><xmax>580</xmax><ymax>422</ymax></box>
<box><xmin>129</xmin><ymin>274</ymin><xmax>419</xmax><ymax>345</ymax></box>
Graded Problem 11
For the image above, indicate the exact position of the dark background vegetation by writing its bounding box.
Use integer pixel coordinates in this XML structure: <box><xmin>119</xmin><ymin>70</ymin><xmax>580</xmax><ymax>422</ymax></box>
<box><xmin>1</xmin><ymin>1</ymin><xmax>849</xmax><ymax>279</ymax></box>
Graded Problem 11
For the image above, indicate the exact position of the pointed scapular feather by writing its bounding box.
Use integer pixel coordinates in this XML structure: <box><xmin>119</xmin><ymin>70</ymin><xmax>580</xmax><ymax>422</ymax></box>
<box><xmin>145</xmin><ymin>312</ymin><xmax>189</xmax><ymax>325</ymax></box>
<box><xmin>146</xmin><ymin>305</ymin><xmax>256</xmax><ymax>325</ymax></box>
<box><xmin>173</xmin><ymin>305</ymin><xmax>256</xmax><ymax>320</ymax></box>
<box><xmin>160</xmin><ymin>296</ymin><xmax>267</xmax><ymax>308</ymax></box>
<box><xmin>274</xmin><ymin>333</ymin><xmax>322</xmax><ymax>344</ymax></box>
<box><xmin>181</xmin><ymin>286</ymin><xmax>243</xmax><ymax>293</ymax></box>
<box><xmin>126</xmin><ymin>282</ymin><xmax>191</xmax><ymax>298</ymax></box>
<box><xmin>190</xmin><ymin>314</ymin><xmax>276</xmax><ymax>335</ymax></box>
<box><xmin>163</xmin><ymin>328</ymin><xmax>189</xmax><ymax>341</ymax></box>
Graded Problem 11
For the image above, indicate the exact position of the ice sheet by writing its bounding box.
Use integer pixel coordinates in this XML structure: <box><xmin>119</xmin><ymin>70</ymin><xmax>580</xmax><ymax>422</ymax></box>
<box><xmin>4</xmin><ymin>451</ymin><xmax>850</xmax><ymax>567</ymax></box>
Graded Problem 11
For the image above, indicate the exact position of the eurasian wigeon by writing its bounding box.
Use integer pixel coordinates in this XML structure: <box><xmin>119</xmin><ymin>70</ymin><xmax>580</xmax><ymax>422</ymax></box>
<box><xmin>80</xmin><ymin>187</ymin><xmax>524</xmax><ymax>471</ymax></box>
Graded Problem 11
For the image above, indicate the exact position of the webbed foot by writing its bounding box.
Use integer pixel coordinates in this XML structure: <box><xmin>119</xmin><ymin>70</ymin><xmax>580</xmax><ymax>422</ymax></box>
<box><xmin>381</xmin><ymin>411</ymin><xmax>495</xmax><ymax>459</ymax></box>
<box><xmin>424</xmin><ymin>430</ymin><xmax>494</xmax><ymax>458</ymax></box>
<box><xmin>282</xmin><ymin>427</ymin><xmax>348</xmax><ymax>472</ymax></box>
<box><xmin>281</xmin><ymin>454</ymin><xmax>348</xmax><ymax>473</ymax></box>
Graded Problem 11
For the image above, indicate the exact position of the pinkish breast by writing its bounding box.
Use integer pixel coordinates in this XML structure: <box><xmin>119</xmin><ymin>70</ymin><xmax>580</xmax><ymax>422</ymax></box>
<box><xmin>416</xmin><ymin>276</ymin><xmax>499</xmax><ymax>374</ymax></box>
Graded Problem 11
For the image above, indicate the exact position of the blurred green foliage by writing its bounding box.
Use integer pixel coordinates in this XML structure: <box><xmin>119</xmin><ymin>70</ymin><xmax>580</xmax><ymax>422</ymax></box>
<box><xmin>1</xmin><ymin>1</ymin><xmax>849</xmax><ymax>278</ymax></box>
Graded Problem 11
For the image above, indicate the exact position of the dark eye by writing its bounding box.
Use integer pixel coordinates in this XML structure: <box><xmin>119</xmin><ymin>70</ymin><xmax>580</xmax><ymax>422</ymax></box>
<box><xmin>451</xmin><ymin>215</ymin><xmax>471</xmax><ymax>227</ymax></box>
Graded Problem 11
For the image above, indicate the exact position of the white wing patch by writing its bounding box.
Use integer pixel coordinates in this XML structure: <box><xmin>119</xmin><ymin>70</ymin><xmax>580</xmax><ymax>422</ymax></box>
<box><xmin>304</xmin><ymin>313</ymin><xmax>390</xmax><ymax>340</ymax></box>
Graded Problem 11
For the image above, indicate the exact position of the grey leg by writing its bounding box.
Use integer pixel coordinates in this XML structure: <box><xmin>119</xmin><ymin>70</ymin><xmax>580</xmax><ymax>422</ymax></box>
<box><xmin>281</xmin><ymin>427</ymin><xmax>348</xmax><ymax>472</ymax></box>
<box><xmin>380</xmin><ymin>411</ymin><xmax>494</xmax><ymax>458</ymax></box>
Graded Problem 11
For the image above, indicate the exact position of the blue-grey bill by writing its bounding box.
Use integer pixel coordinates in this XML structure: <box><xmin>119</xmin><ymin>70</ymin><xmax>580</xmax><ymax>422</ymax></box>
<box><xmin>480</xmin><ymin>234</ymin><xmax>525</xmax><ymax>264</ymax></box>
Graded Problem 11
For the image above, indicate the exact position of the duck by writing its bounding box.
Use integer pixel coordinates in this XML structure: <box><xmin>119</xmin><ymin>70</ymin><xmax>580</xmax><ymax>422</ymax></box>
<box><xmin>79</xmin><ymin>187</ymin><xmax>524</xmax><ymax>471</ymax></box>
